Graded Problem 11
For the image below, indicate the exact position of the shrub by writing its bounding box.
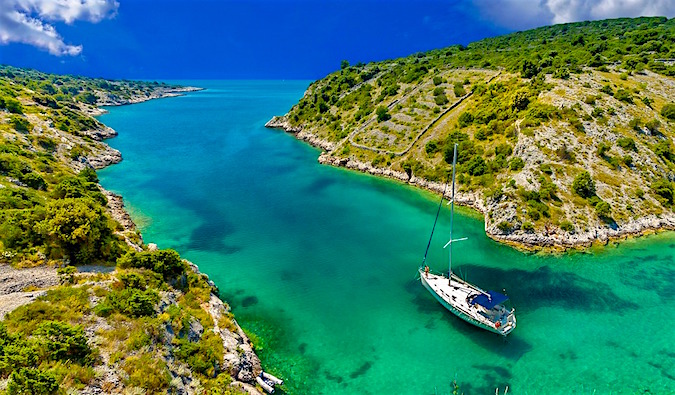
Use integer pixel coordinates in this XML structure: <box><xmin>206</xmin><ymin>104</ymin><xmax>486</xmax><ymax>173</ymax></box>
<box><xmin>119</xmin><ymin>272</ymin><xmax>146</xmax><ymax>290</ymax></box>
<box><xmin>425</xmin><ymin>140</ymin><xmax>439</xmax><ymax>155</ymax></box>
<box><xmin>597</xmin><ymin>142</ymin><xmax>611</xmax><ymax>157</ymax></box>
<box><xmin>646</xmin><ymin>119</ymin><xmax>660</xmax><ymax>133</ymax></box>
<box><xmin>465</xmin><ymin>156</ymin><xmax>487</xmax><ymax>176</ymax></box>
<box><xmin>34</xmin><ymin>321</ymin><xmax>92</xmax><ymax>364</ymax></box>
<box><xmin>595</xmin><ymin>201</ymin><xmax>612</xmax><ymax>218</ymax></box>
<box><xmin>522</xmin><ymin>222</ymin><xmax>534</xmax><ymax>232</ymax></box>
<box><xmin>457</xmin><ymin>112</ymin><xmax>473</xmax><ymax>128</ymax></box>
<box><xmin>539</xmin><ymin>163</ymin><xmax>553</xmax><ymax>174</ymax></box>
<box><xmin>434</xmin><ymin>94</ymin><xmax>449</xmax><ymax>106</ymax></box>
<box><xmin>376</xmin><ymin>106</ymin><xmax>390</xmax><ymax>122</ymax></box>
<box><xmin>661</xmin><ymin>103</ymin><xmax>675</xmax><ymax>121</ymax></box>
<box><xmin>117</xmin><ymin>249</ymin><xmax>185</xmax><ymax>279</ymax></box>
<box><xmin>560</xmin><ymin>221</ymin><xmax>575</xmax><ymax>232</ymax></box>
<box><xmin>614</xmin><ymin>89</ymin><xmax>633</xmax><ymax>104</ymax></box>
<box><xmin>57</xmin><ymin>266</ymin><xmax>77</xmax><ymax>284</ymax></box>
<box><xmin>572</xmin><ymin>171</ymin><xmax>596</xmax><ymax>198</ymax></box>
<box><xmin>651</xmin><ymin>179</ymin><xmax>673</xmax><ymax>205</ymax></box>
<box><xmin>509</xmin><ymin>157</ymin><xmax>524</xmax><ymax>171</ymax></box>
<box><xmin>37</xmin><ymin>197</ymin><xmax>118</xmax><ymax>264</ymax></box>
<box><xmin>10</xmin><ymin>116</ymin><xmax>31</xmax><ymax>132</ymax></box>
<box><xmin>453</xmin><ymin>82</ymin><xmax>466</xmax><ymax>97</ymax></box>
<box><xmin>4</xmin><ymin>98</ymin><xmax>23</xmax><ymax>114</ymax></box>
<box><xmin>7</xmin><ymin>368</ymin><xmax>59</xmax><ymax>395</ymax></box>
<box><xmin>628</xmin><ymin>117</ymin><xmax>642</xmax><ymax>131</ymax></box>
<box><xmin>617</xmin><ymin>137</ymin><xmax>636</xmax><ymax>151</ymax></box>
<box><xmin>433</xmin><ymin>76</ymin><xmax>442</xmax><ymax>86</ymax></box>
<box><xmin>122</xmin><ymin>353</ymin><xmax>171</xmax><ymax>393</ymax></box>
<box><xmin>497</xmin><ymin>221</ymin><xmax>511</xmax><ymax>232</ymax></box>
<box><xmin>654</xmin><ymin>140</ymin><xmax>674</xmax><ymax>162</ymax></box>
<box><xmin>96</xmin><ymin>288</ymin><xmax>158</xmax><ymax>318</ymax></box>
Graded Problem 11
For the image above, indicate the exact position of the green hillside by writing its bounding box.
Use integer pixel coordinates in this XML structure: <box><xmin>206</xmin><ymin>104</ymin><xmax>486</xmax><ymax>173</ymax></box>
<box><xmin>270</xmin><ymin>17</ymin><xmax>675</xmax><ymax>249</ymax></box>
<box><xmin>0</xmin><ymin>66</ymin><xmax>258</xmax><ymax>394</ymax></box>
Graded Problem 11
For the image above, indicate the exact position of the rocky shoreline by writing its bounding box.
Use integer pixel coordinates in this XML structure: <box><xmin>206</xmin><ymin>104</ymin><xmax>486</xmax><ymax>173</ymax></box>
<box><xmin>81</xmin><ymin>89</ymin><xmax>266</xmax><ymax>394</ymax></box>
<box><xmin>266</xmin><ymin>115</ymin><xmax>675</xmax><ymax>252</ymax></box>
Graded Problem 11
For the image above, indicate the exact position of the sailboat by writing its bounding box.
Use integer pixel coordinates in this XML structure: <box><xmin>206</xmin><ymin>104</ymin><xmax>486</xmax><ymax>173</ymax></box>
<box><xmin>419</xmin><ymin>143</ymin><xmax>516</xmax><ymax>336</ymax></box>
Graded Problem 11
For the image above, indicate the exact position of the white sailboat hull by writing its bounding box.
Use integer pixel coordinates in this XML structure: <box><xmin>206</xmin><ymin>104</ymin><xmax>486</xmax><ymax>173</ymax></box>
<box><xmin>419</xmin><ymin>269</ymin><xmax>516</xmax><ymax>336</ymax></box>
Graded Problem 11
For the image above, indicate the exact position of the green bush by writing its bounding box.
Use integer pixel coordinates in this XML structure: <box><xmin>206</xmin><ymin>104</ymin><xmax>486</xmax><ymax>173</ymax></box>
<box><xmin>122</xmin><ymin>353</ymin><xmax>171</xmax><ymax>393</ymax></box>
<box><xmin>617</xmin><ymin>137</ymin><xmax>636</xmax><ymax>151</ymax></box>
<box><xmin>661</xmin><ymin>103</ymin><xmax>675</xmax><ymax>120</ymax></box>
<box><xmin>37</xmin><ymin>197</ymin><xmax>119</xmax><ymax>264</ymax></box>
<box><xmin>96</xmin><ymin>288</ymin><xmax>158</xmax><ymax>318</ymax></box>
<box><xmin>434</xmin><ymin>94</ymin><xmax>449</xmax><ymax>105</ymax></box>
<box><xmin>117</xmin><ymin>249</ymin><xmax>185</xmax><ymax>279</ymax></box>
<box><xmin>595</xmin><ymin>201</ymin><xmax>612</xmax><ymax>218</ymax></box>
<box><xmin>509</xmin><ymin>157</ymin><xmax>524</xmax><ymax>171</ymax></box>
<box><xmin>376</xmin><ymin>106</ymin><xmax>391</xmax><ymax>122</ymax></box>
<box><xmin>7</xmin><ymin>368</ymin><xmax>59</xmax><ymax>395</ymax></box>
<box><xmin>4</xmin><ymin>98</ymin><xmax>23</xmax><ymax>114</ymax></box>
<box><xmin>651</xmin><ymin>179</ymin><xmax>673</xmax><ymax>205</ymax></box>
<box><xmin>614</xmin><ymin>89</ymin><xmax>633</xmax><ymax>104</ymax></box>
<box><xmin>457</xmin><ymin>112</ymin><xmax>473</xmax><ymax>128</ymax></box>
<box><xmin>34</xmin><ymin>321</ymin><xmax>92</xmax><ymax>364</ymax></box>
<box><xmin>560</xmin><ymin>221</ymin><xmax>575</xmax><ymax>232</ymax></box>
<box><xmin>572</xmin><ymin>171</ymin><xmax>596</xmax><ymax>198</ymax></box>
<box><xmin>497</xmin><ymin>221</ymin><xmax>511</xmax><ymax>232</ymax></box>
<box><xmin>10</xmin><ymin>116</ymin><xmax>31</xmax><ymax>132</ymax></box>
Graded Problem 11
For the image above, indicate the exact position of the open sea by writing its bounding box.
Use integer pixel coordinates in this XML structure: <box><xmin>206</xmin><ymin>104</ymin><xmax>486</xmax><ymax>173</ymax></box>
<box><xmin>97</xmin><ymin>81</ymin><xmax>675</xmax><ymax>394</ymax></box>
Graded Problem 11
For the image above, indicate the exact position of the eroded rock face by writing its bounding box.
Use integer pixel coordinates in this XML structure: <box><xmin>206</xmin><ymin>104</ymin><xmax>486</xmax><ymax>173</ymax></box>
<box><xmin>82</xmin><ymin>146</ymin><xmax>122</xmax><ymax>170</ymax></box>
<box><xmin>206</xmin><ymin>293</ymin><xmax>262</xmax><ymax>380</ymax></box>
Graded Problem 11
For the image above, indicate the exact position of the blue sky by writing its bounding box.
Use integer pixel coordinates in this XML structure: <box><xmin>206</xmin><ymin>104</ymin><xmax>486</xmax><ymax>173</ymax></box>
<box><xmin>1</xmin><ymin>0</ymin><xmax>673</xmax><ymax>79</ymax></box>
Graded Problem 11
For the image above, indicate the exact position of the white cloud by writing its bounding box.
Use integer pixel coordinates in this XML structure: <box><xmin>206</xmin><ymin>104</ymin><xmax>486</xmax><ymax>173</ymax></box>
<box><xmin>473</xmin><ymin>0</ymin><xmax>675</xmax><ymax>30</ymax></box>
<box><xmin>0</xmin><ymin>0</ymin><xmax>118</xmax><ymax>56</ymax></box>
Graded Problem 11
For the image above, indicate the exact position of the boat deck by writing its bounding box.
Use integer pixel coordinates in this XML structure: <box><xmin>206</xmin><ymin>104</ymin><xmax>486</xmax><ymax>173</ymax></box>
<box><xmin>421</xmin><ymin>270</ymin><xmax>516</xmax><ymax>335</ymax></box>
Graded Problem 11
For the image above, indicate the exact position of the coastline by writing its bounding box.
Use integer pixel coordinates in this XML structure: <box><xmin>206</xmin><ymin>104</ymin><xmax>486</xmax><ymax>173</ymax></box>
<box><xmin>87</xmin><ymin>88</ymin><xmax>267</xmax><ymax>394</ymax></box>
<box><xmin>265</xmin><ymin>115</ymin><xmax>675</xmax><ymax>252</ymax></box>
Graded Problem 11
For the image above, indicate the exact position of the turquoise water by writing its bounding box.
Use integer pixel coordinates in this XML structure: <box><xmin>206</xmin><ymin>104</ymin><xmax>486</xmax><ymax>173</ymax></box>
<box><xmin>97</xmin><ymin>81</ymin><xmax>675</xmax><ymax>394</ymax></box>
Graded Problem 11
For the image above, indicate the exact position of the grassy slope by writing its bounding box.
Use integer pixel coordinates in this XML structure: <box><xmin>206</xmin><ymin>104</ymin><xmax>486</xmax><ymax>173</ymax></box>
<box><xmin>0</xmin><ymin>66</ymin><xmax>257</xmax><ymax>394</ymax></box>
<box><xmin>276</xmin><ymin>17</ymin><xmax>675</xmax><ymax>248</ymax></box>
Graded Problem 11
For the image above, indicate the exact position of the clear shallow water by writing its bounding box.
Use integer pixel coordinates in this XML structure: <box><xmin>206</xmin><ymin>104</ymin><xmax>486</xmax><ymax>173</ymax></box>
<box><xmin>97</xmin><ymin>81</ymin><xmax>675</xmax><ymax>394</ymax></box>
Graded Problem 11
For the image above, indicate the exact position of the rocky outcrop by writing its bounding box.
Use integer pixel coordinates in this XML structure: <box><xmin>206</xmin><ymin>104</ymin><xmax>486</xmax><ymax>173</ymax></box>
<box><xmin>85</xmin><ymin>146</ymin><xmax>122</xmax><ymax>169</ymax></box>
<box><xmin>81</xmin><ymin>126</ymin><xmax>118</xmax><ymax>141</ymax></box>
<box><xmin>96</xmin><ymin>86</ymin><xmax>203</xmax><ymax>107</ymax></box>
<box><xmin>0</xmin><ymin>264</ymin><xmax>58</xmax><ymax>319</ymax></box>
<box><xmin>266</xmin><ymin>116</ymin><xmax>336</xmax><ymax>152</ymax></box>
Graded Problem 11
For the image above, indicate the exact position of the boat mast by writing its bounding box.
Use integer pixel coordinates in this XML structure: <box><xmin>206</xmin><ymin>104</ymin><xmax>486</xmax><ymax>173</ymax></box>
<box><xmin>449</xmin><ymin>143</ymin><xmax>458</xmax><ymax>284</ymax></box>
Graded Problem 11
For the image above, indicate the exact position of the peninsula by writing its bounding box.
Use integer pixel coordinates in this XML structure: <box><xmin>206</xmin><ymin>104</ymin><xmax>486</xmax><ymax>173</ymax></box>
<box><xmin>0</xmin><ymin>66</ymin><xmax>270</xmax><ymax>394</ymax></box>
<box><xmin>267</xmin><ymin>17</ymin><xmax>675</xmax><ymax>250</ymax></box>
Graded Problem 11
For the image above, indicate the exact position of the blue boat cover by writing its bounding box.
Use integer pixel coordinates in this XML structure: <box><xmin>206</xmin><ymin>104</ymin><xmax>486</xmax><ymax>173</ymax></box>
<box><xmin>470</xmin><ymin>290</ymin><xmax>509</xmax><ymax>309</ymax></box>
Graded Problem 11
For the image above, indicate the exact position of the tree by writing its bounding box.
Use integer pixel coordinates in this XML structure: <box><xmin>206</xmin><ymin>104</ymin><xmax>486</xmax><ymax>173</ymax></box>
<box><xmin>37</xmin><ymin>198</ymin><xmax>115</xmax><ymax>264</ymax></box>
<box><xmin>376</xmin><ymin>106</ymin><xmax>391</xmax><ymax>122</ymax></box>
<box><xmin>572</xmin><ymin>171</ymin><xmax>596</xmax><ymax>198</ymax></box>
<box><xmin>340</xmin><ymin>60</ymin><xmax>350</xmax><ymax>70</ymax></box>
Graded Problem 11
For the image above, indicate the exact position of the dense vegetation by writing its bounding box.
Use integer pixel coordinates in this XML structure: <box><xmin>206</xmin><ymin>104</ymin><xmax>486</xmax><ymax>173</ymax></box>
<box><xmin>0</xmin><ymin>66</ymin><xmax>252</xmax><ymax>393</ymax></box>
<box><xmin>276</xmin><ymin>17</ymin><xmax>675</xmax><ymax>245</ymax></box>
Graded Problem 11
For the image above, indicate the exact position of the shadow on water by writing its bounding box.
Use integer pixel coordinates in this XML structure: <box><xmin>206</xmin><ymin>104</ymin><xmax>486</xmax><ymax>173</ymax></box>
<box><xmin>456</xmin><ymin>264</ymin><xmax>639</xmax><ymax>313</ymax></box>
<box><xmin>188</xmin><ymin>219</ymin><xmax>241</xmax><ymax>254</ymax></box>
<box><xmin>620</xmin><ymin>255</ymin><xmax>675</xmax><ymax>302</ymax></box>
